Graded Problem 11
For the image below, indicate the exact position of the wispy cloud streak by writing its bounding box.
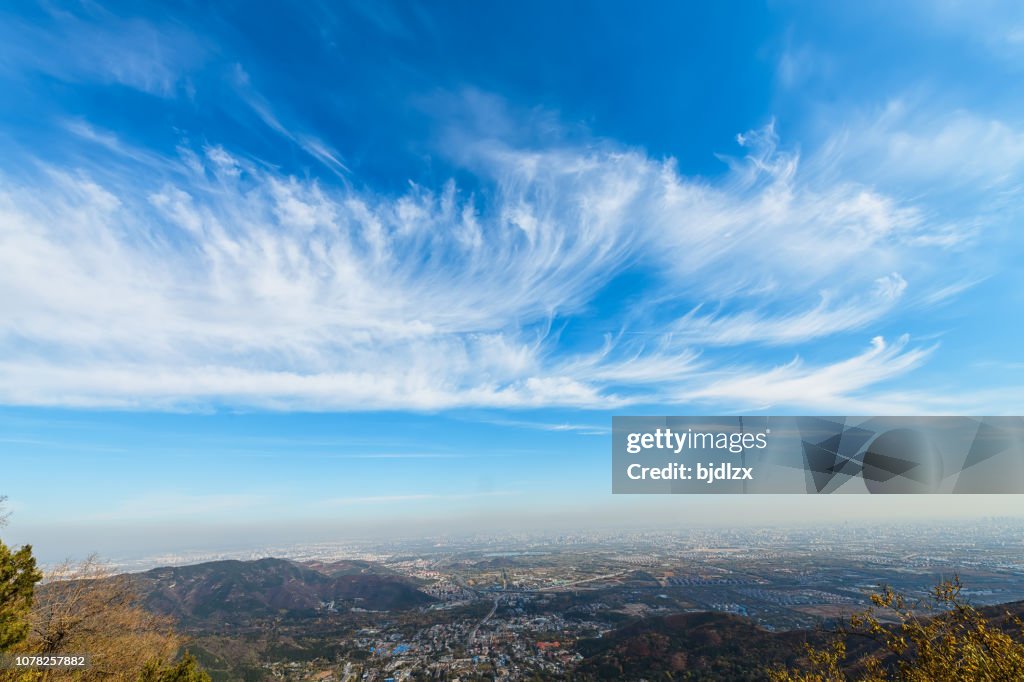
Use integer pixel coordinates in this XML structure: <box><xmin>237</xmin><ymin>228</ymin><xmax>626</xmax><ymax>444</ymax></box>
<box><xmin>0</xmin><ymin>95</ymin><xmax>1004</xmax><ymax>411</ymax></box>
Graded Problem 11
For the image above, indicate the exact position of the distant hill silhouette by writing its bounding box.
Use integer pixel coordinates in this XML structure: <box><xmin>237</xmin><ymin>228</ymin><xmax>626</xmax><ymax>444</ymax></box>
<box><xmin>135</xmin><ymin>557</ymin><xmax>434</xmax><ymax>623</ymax></box>
<box><xmin>575</xmin><ymin>610</ymin><xmax>816</xmax><ymax>680</ymax></box>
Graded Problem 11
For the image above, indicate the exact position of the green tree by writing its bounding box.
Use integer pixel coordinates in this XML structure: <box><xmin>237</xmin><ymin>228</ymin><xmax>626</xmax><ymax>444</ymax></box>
<box><xmin>0</xmin><ymin>496</ymin><xmax>44</xmax><ymax>653</ymax></box>
<box><xmin>1</xmin><ymin>498</ymin><xmax>210</xmax><ymax>681</ymax></box>
<box><xmin>769</xmin><ymin>577</ymin><xmax>1024</xmax><ymax>681</ymax></box>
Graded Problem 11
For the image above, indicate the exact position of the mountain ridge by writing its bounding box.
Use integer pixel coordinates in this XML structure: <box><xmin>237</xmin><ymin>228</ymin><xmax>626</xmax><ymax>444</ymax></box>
<box><xmin>133</xmin><ymin>557</ymin><xmax>434</xmax><ymax>624</ymax></box>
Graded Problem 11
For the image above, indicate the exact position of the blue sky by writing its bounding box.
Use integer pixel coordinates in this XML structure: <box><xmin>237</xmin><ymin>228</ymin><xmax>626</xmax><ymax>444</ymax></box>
<box><xmin>2</xmin><ymin>1</ymin><xmax>1024</xmax><ymax>561</ymax></box>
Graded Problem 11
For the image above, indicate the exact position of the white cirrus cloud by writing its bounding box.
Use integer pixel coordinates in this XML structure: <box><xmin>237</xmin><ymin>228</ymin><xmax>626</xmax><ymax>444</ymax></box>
<box><xmin>682</xmin><ymin>335</ymin><xmax>935</xmax><ymax>412</ymax></box>
<box><xmin>0</xmin><ymin>6</ymin><xmax>206</xmax><ymax>97</ymax></box>
<box><xmin>0</xmin><ymin>96</ymin><xmax>1000</xmax><ymax>411</ymax></box>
